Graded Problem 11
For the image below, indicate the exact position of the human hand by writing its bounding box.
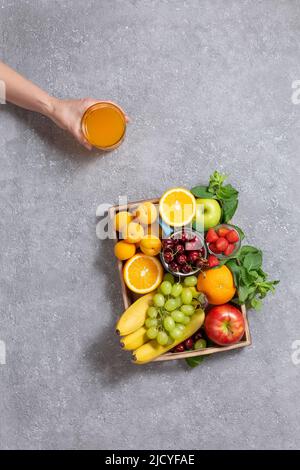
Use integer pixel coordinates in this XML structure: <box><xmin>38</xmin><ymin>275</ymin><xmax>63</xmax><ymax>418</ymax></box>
<box><xmin>48</xmin><ymin>97</ymin><xmax>128</xmax><ymax>150</ymax></box>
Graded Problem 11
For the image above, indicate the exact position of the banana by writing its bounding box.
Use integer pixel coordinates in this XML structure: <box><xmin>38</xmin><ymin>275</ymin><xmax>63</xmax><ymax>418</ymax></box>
<box><xmin>116</xmin><ymin>293</ymin><xmax>154</xmax><ymax>336</ymax></box>
<box><xmin>120</xmin><ymin>326</ymin><xmax>149</xmax><ymax>350</ymax></box>
<box><xmin>132</xmin><ymin>309</ymin><xmax>205</xmax><ymax>364</ymax></box>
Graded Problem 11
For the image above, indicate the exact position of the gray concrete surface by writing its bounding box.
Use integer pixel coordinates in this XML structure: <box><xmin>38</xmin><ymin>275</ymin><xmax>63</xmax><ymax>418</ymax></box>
<box><xmin>0</xmin><ymin>0</ymin><xmax>300</xmax><ymax>450</ymax></box>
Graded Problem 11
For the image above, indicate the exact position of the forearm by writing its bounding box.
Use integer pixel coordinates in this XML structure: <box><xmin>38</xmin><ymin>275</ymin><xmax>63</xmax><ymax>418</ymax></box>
<box><xmin>0</xmin><ymin>61</ymin><xmax>56</xmax><ymax>117</ymax></box>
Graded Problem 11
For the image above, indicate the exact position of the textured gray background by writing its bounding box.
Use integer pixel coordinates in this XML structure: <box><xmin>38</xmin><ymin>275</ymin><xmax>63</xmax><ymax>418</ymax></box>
<box><xmin>0</xmin><ymin>0</ymin><xmax>299</xmax><ymax>450</ymax></box>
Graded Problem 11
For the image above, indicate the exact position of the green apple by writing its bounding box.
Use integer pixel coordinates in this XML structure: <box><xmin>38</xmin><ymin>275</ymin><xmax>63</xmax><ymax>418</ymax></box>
<box><xmin>194</xmin><ymin>198</ymin><xmax>221</xmax><ymax>230</ymax></box>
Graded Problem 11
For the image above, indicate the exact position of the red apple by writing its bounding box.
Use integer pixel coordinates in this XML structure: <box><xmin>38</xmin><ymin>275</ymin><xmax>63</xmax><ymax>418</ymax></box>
<box><xmin>204</xmin><ymin>304</ymin><xmax>245</xmax><ymax>346</ymax></box>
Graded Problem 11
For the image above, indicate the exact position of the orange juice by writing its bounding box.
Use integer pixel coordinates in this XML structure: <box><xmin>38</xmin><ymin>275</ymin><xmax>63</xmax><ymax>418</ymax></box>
<box><xmin>81</xmin><ymin>102</ymin><xmax>126</xmax><ymax>150</ymax></box>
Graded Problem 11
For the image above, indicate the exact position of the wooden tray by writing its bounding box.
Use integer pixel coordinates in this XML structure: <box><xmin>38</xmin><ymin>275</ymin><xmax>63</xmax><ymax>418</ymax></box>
<box><xmin>108</xmin><ymin>198</ymin><xmax>252</xmax><ymax>362</ymax></box>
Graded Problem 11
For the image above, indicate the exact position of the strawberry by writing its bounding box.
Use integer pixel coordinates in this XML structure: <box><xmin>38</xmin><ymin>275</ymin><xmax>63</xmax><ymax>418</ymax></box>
<box><xmin>208</xmin><ymin>243</ymin><xmax>220</xmax><ymax>253</ymax></box>
<box><xmin>218</xmin><ymin>227</ymin><xmax>230</xmax><ymax>237</ymax></box>
<box><xmin>226</xmin><ymin>230</ymin><xmax>239</xmax><ymax>243</ymax></box>
<box><xmin>207</xmin><ymin>254</ymin><xmax>220</xmax><ymax>268</ymax></box>
<box><xmin>224</xmin><ymin>243</ymin><xmax>235</xmax><ymax>256</ymax></box>
<box><xmin>215</xmin><ymin>237</ymin><xmax>229</xmax><ymax>252</ymax></box>
<box><xmin>206</xmin><ymin>228</ymin><xmax>218</xmax><ymax>243</ymax></box>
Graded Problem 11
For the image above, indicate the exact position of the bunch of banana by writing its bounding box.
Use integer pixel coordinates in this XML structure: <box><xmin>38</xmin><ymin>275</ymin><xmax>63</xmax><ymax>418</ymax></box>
<box><xmin>116</xmin><ymin>293</ymin><xmax>154</xmax><ymax>337</ymax></box>
<box><xmin>116</xmin><ymin>295</ymin><xmax>205</xmax><ymax>364</ymax></box>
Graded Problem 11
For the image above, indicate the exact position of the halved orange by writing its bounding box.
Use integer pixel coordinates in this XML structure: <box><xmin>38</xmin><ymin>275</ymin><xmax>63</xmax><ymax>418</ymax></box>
<box><xmin>123</xmin><ymin>254</ymin><xmax>163</xmax><ymax>294</ymax></box>
<box><xmin>159</xmin><ymin>188</ymin><xmax>196</xmax><ymax>227</ymax></box>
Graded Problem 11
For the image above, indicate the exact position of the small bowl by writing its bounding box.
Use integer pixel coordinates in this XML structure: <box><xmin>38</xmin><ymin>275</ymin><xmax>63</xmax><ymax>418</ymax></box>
<box><xmin>160</xmin><ymin>228</ymin><xmax>207</xmax><ymax>277</ymax></box>
<box><xmin>207</xmin><ymin>223</ymin><xmax>241</xmax><ymax>259</ymax></box>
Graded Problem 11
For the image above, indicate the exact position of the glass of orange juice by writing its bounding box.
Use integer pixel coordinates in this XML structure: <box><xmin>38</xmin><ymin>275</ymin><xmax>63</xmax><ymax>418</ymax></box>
<box><xmin>81</xmin><ymin>102</ymin><xmax>126</xmax><ymax>150</ymax></box>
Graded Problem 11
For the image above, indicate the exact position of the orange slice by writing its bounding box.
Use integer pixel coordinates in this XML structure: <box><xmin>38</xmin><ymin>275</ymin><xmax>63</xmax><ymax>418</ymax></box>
<box><xmin>159</xmin><ymin>188</ymin><xmax>196</xmax><ymax>227</ymax></box>
<box><xmin>123</xmin><ymin>254</ymin><xmax>163</xmax><ymax>294</ymax></box>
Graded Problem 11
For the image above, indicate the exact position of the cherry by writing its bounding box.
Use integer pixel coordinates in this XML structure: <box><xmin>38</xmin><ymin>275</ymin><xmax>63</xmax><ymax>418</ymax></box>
<box><xmin>184</xmin><ymin>338</ymin><xmax>194</xmax><ymax>350</ymax></box>
<box><xmin>181</xmin><ymin>232</ymin><xmax>189</xmax><ymax>242</ymax></box>
<box><xmin>169</xmin><ymin>261</ymin><xmax>179</xmax><ymax>272</ymax></box>
<box><xmin>187</xmin><ymin>251</ymin><xmax>199</xmax><ymax>263</ymax></box>
<box><xmin>162</xmin><ymin>239</ymin><xmax>174</xmax><ymax>249</ymax></box>
<box><xmin>182</xmin><ymin>264</ymin><xmax>192</xmax><ymax>273</ymax></box>
<box><xmin>163</xmin><ymin>250</ymin><xmax>174</xmax><ymax>263</ymax></box>
<box><xmin>177</xmin><ymin>253</ymin><xmax>187</xmax><ymax>265</ymax></box>
<box><xmin>174</xmin><ymin>343</ymin><xmax>185</xmax><ymax>353</ymax></box>
<box><xmin>195</xmin><ymin>258</ymin><xmax>207</xmax><ymax>268</ymax></box>
<box><xmin>176</xmin><ymin>244</ymin><xmax>185</xmax><ymax>254</ymax></box>
<box><xmin>193</xmin><ymin>331</ymin><xmax>203</xmax><ymax>341</ymax></box>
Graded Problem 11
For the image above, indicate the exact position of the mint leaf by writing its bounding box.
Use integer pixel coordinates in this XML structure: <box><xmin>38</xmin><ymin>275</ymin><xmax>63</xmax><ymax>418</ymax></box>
<box><xmin>186</xmin><ymin>356</ymin><xmax>205</xmax><ymax>368</ymax></box>
<box><xmin>208</xmin><ymin>171</ymin><xmax>228</xmax><ymax>194</ymax></box>
<box><xmin>238</xmin><ymin>285</ymin><xmax>250</xmax><ymax>303</ymax></box>
<box><xmin>243</xmin><ymin>252</ymin><xmax>262</xmax><ymax>271</ymax></box>
<box><xmin>191</xmin><ymin>185</ymin><xmax>215</xmax><ymax>199</ymax></box>
<box><xmin>250</xmin><ymin>298</ymin><xmax>262</xmax><ymax>310</ymax></box>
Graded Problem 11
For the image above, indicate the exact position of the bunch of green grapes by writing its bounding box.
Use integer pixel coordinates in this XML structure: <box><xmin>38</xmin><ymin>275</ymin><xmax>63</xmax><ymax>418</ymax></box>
<box><xmin>145</xmin><ymin>273</ymin><xmax>199</xmax><ymax>346</ymax></box>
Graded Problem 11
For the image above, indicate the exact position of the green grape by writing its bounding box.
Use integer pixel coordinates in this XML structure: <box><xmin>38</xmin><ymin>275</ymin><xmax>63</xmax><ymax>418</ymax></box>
<box><xmin>171</xmin><ymin>283</ymin><xmax>183</xmax><ymax>298</ymax></box>
<box><xmin>180</xmin><ymin>304</ymin><xmax>195</xmax><ymax>316</ymax></box>
<box><xmin>190</xmin><ymin>286</ymin><xmax>199</xmax><ymax>298</ymax></box>
<box><xmin>145</xmin><ymin>318</ymin><xmax>158</xmax><ymax>328</ymax></box>
<box><xmin>163</xmin><ymin>316</ymin><xmax>175</xmax><ymax>332</ymax></box>
<box><xmin>182</xmin><ymin>315</ymin><xmax>190</xmax><ymax>325</ymax></box>
<box><xmin>157</xmin><ymin>331</ymin><xmax>169</xmax><ymax>345</ymax></box>
<box><xmin>160</xmin><ymin>281</ymin><xmax>172</xmax><ymax>296</ymax></box>
<box><xmin>181</xmin><ymin>288</ymin><xmax>193</xmax><ymax>305</ymax></box>
<box><xmin>147</xmin><ymin>306</ymin><xmax>158</xmax><ymax>318</ymax></box>
<box><xmin>194</xmin><ymin>339</ymin><xmax>207</xmax><ymax>350</ymax></box>
<box><xmin>176</xmin><ymin>324</ymin><xmax>186</xmax><ymax>333</ymax></box>
<box><xmin>153</xmin><ymin>293</ymin><xmax>165</xmax><ymax>307</ymax></box>
<box><xmin>147</xmin><ymin>327</ymin><xmax>158</xmax><ymax>339</ymax></box>
<box><xmin>163</xmin><ymin>273</ymin><xmax>175</xmax><ymax>284</ymax></box>
<box><xmin>171</xmin><ymin>310</ymin><xmax>185</xmax><ymax>323</ymax></box>
<box><xmin>170</xmin><ymin>327</ymin><xmax>183</xmax><ymax>340</ymax></box>
<box><xmin>184</xmin><ymin>276</ymin><xmax>198</xmax><ymax>287</ymax></box>
<box><xmin>174</xmin><ymin>296</ymin><xmax>183</xmax><ymax>308</ymax></box>
<box><xmin>164</xmin><ymin>298</ymin><xmax>177</xmax><ymax>312</ymax></box>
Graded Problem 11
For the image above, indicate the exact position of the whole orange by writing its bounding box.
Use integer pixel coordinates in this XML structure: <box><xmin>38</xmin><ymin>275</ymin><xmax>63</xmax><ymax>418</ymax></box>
<box><xmin>197</xmin><ymin>265</ymin><xmax>236</xmax><ymax>305</ymax></box>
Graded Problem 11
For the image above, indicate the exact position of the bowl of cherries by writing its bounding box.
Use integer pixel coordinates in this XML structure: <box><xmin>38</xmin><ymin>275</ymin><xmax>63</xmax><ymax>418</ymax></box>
<box><xmin>160</xmin><ymin>228</ymin><xmax>208</xmax><ymax>276</ymax></box>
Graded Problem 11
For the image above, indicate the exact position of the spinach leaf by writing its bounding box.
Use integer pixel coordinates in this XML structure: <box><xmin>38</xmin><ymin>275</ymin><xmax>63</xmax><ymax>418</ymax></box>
<box><xmin>221</xmin><ymin>196</ymin><xmax>238</xmax><ymax>223</ymax></box>
<box><xmin>226</xmin><ymin>259</ymin><xmax>241</xmax><ymax>286</ymax></box>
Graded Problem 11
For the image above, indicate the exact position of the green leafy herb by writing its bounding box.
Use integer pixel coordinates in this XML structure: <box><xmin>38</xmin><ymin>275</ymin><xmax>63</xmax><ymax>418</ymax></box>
<box><xmin>191</xmin><ymin>171</ymin><xmax>239</xmax><ymax>223</ymax></box>
<box><xmin>185</xmin><ymin>355</ymin><xmax>205</xmax><ymax>368</ymax></box>
<box><xmin>222</xmin><ymin>245</ymin><xmax>279</xmax><ymax>310</ymax></box>
<box><xmin>190</xmin><ymin>185</ymin><xmax>216</xmax><ymax>199</ymax></box>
